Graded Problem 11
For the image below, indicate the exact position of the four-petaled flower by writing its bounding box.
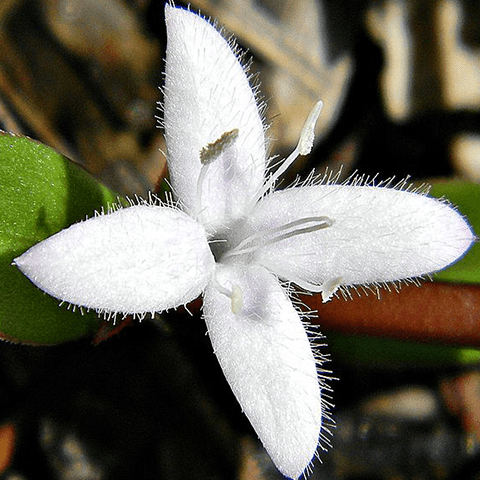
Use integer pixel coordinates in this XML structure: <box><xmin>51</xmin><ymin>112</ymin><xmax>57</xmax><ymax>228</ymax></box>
<box><xmin>14</xmin><ymin>5</ymin><xmax>474</xmax><ymax>479</ymax></box>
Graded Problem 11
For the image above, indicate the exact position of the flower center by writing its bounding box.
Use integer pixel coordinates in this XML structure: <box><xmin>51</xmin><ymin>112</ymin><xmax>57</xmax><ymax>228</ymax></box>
<box><xmin>208</xmin><ymin>234</ymin><xmax>232</xmax><ymax>263</ymax></box>
<box><xmin>207</xmin><ymin>215</ymin><xmax>334</xmax><ymax>314</ymax></box>
<box><xmin>198</xmin><ymin>101</ymin><xmax>327</xmax><ymax>313</ymax></box>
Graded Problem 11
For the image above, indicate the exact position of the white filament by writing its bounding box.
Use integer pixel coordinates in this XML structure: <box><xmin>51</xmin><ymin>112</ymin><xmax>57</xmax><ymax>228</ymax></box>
<box><xmin>225</xmin><ymin>216</ymin><xmax>333</xmax><ymax>259</ymax></box>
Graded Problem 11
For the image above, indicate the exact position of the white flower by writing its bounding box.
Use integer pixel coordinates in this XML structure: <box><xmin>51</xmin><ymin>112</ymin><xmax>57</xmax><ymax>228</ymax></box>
<box><xmin>14</xmin><ymin>5</ymin><xmax>474</xmax><ymax>479</ymax></box>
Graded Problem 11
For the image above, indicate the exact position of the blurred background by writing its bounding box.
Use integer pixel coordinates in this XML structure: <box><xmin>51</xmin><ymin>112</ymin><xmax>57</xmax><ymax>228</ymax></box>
<box><xmin>1</xmin><ymin>0</ymin><xmax>480</xmax><ymax>479</ymax></box>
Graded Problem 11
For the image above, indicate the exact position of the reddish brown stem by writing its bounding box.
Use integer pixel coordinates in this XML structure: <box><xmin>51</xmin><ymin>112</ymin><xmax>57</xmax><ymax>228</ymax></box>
<box><xmin>308</xmin><ymin>283</ymin><xmax>480</xmax><ymax>347</ymax></box>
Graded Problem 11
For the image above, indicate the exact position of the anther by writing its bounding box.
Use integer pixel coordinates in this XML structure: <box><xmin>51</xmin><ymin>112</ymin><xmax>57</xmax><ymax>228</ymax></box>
<box><xmin>298</xmin><ymin>100</ymin><xmax>323</xmax><ymax>155</ymax></box>
<box><xmin>200</xmin><ymin>129</ymin><xmax>239</xmax><ymax>164</ymax></box>
<box><xmin>230</xmin><ymin>285</ymin><xmax>243</xmax><ymax>314</ymax></box>
<box><xmin>212</xmin><ymin>274</ymin><xmax>243</xmax><ymax>314</ymax></box>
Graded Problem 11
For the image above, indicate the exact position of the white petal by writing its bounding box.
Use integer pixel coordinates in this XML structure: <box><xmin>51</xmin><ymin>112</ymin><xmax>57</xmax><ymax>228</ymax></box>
<box><xmin>237</xmin><ymin>185</ymin><xmax>475</xmax><ymax>295</ymax></box>
<box><xmin>163</xmin><ymin>5</ymin><xmax>266</xmax><ymax>233</ymax></box>
<box><xmin>203</xmin><ymin>263</ymin><xmax>322</xmax><ymax>479</ymax></box>
<box><xmin>14</xmin><ymin>205</ymin><xmax>215</xmax><ymax>314</ymax></box>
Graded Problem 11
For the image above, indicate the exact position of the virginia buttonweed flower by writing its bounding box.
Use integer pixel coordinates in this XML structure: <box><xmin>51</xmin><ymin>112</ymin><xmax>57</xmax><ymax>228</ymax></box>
<box><xmin>14</xmin><ymin>5</ymin><xmax>474</xmax><ymax>479</ymax></box>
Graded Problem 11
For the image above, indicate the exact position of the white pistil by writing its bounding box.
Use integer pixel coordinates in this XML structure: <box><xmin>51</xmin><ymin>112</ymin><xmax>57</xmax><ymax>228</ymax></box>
<box><xmin>225</xmin><ymin>216</ymin><xmax>333</xmax><ymax>259</ymax></box>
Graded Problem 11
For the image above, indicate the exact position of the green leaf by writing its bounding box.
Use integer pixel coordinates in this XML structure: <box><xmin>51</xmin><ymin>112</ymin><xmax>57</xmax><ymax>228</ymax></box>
<box><xmin>429</xmin><ymin>181</ymin><xmax>480</xmax><ymax>284</ymax></box>
<box><xmin>328</xmin><ymin>333</ymin><xmax>480</xmax><ymax>368</ymax></box>
<box><xmin>0</xmin><ymin>133</ymin><xmax>119</xmax><ymax>344</ymax></box>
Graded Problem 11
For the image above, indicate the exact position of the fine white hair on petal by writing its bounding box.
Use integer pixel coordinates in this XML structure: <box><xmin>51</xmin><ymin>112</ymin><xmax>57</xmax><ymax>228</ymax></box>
<box><xmin>163</xmin><ymin>5</ymin><xmax>266</xmax><ymax>233</ymax></box>
<box><xmin>238</xmin><ymin>184</ymin><xmax>475</xmax><ymax>293</ymax></box>
<box><xmin>203</xmin><ymin>263</ymin><xmax>322</xmax><ymax>480</ymax></box>
<box><xmin>14</xmin><ymin>205</ymin><xmax>215</xmax><ymax>314</ymax></box>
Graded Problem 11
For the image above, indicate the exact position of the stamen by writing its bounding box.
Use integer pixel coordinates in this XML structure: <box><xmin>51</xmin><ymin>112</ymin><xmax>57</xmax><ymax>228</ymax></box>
<box><xmin>252</xmin><ymin>101</ymin><xmax>323</xmax><ymax>203</ymax></box>
<box><xmin>225</xmin><ymin>216</ymin><xmax>333</xmax><ymax>259</ymax></box>
<box><xmin>196</xmin><ymin>129</ymin><xmax>239</xmax><ymax>221</ymax></box>
<box><xmin>212</xmin><ymin>274</ymin><xmax>243</xmax><ymax>314</ymax></box>
<box><xmin>263</xmin><ymin>263</ymin><xmax>342</xmax><ymax>303</ymax></box>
